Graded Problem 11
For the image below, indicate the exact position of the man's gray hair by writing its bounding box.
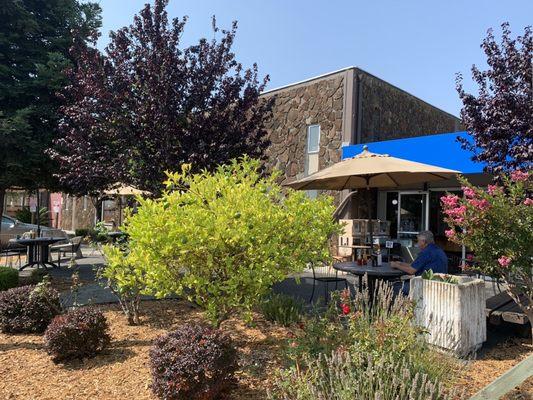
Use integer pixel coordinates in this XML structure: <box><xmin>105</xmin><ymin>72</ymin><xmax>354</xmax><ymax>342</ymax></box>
<box><xmin>418</xmin><ymin>230</ymin><xmax>435</xmax><ymax>243</ymax></box>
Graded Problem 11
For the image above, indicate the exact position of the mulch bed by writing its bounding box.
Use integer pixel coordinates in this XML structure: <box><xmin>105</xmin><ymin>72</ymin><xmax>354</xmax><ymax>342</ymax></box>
<box><xmin>453</xmin><ymin>336</ymin><xmax>532</xmax><ymax>399</ymax></box>
<box><xmin>0</xmin><ymin>299</ymin><xmax>531</xmax><ymax>399</ymax></box>
<box><xmin>0</xmin><ymin>300</ymin><xmax>290</xmax><ymax>400</ymax></box>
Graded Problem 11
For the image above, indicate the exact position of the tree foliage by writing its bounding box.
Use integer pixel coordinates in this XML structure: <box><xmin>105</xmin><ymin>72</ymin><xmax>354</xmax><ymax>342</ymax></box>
<box><xmin>51</xmin><ymin>0</ymin><xmax>272</xmax><ymax>196</ymax></box>
<box><xmin>103</xmin><ymin>158</ymin><xmax>339</xmax><ymax>326</ymax></box>
<box><xmin>456</xmin><ymin>23</ymin><xmax>532</xmax><ymax>173</ymax></box>
<box><xmin>441</xmin><ymin>172</ymin><xmax>533</xmax><ymax>335</ymax></box>
<box><xmin>0</xmin><ymin>0</ymin><xmax>101</xmax><ymax>191</ymax></box>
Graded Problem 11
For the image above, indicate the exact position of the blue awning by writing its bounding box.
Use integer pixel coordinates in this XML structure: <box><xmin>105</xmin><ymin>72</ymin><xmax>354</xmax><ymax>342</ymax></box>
<box><xmin>341</xmin><ymin>131</ymin><xmax>486</xmax><ymax>174</ymax></box>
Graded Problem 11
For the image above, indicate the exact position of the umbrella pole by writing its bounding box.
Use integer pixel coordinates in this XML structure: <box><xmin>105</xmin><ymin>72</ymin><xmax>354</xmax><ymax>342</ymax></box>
<box><xmin>36</xmin><ymin>189</ymin><xmax>41</xmax><ymax>237</ymax></box>
<box><xmin>366</xmin><ymin>178</ymin><xmax>373</xmax><ymax>250</ymax></box>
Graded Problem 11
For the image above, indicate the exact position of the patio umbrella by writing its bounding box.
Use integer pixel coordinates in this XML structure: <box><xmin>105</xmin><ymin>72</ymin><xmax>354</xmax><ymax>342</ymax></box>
<box><xmin>284</xmin><ymin>145</ymin><xmax>460</xmax><ymax>245</ymax></box>
<box><xmin>284</xmin><ymin>145</ymin><xmax>459</xmax><ymax>191</ymax></box>
<box><xmin>103</xmin><ymin>185</ymin><xmax>151</xmax><ymax>226</ymax></box>
<box><xmin>103</xmin><ymin>185</ymin><xmax>151</xmax><ymax>196</ymax></box>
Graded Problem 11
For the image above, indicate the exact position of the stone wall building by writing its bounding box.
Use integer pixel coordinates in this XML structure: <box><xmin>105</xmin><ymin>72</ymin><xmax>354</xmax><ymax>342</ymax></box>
<box><xmin>262</xmin><ymin>66</ymin><xmax>460</xmax><ymax>186</ymax></box>
<box><xmin>261</xmin><ymin>66</ymin><xmax>461</xmax><ymax>218</ymax></box>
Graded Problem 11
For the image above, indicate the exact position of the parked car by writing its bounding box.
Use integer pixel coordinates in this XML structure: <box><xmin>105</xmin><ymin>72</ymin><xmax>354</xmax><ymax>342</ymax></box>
<box><xmin>1</xmin><ymin>215</ymin><xmax>68</xmax><ymax>246</ymax></box>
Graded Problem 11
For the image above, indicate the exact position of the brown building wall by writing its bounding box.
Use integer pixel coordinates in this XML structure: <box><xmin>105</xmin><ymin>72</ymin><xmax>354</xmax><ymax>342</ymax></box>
<box><xmin>260</xmin><ymin>67</ymin><xmax>462</xmax><ymax>219</ymax></box>
<box><xmin>261</xmin><ymin>68</ymin><xmax>461</xmax><ymax>187</ymax></box>
<box><xmin>356</xmin><ymin>69</ymin><xmax>462</xmax><ymax>143</ymax></box>
<box><xmin>60</xmin><ymin>195</ymin><xmax>96</xmax><ymax>231</ymax></box>
<box><xmin>261</xmin><ymin>71</ymin><xmax>346</xmax><ymax>185</ymax></box>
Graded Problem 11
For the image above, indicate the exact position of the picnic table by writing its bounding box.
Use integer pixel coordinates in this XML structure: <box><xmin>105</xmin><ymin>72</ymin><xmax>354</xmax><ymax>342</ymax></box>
<box><xmin>9</xmin><ymin>237</ymin><xmax>64</xmax><ymax>271</ymax></box>
<box><xmin>333</xmin><ymin>261</ymin><xmax>404</xmax><ymax>294</ymax></box>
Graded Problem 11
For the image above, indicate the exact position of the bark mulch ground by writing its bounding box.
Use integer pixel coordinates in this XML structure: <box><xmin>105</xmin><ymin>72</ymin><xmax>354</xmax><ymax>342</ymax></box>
<box><xmin>454</xmin><ymin>336</ymin><xmax>532</xmax><ymax>399</ymax></box>
<box><xmin>0</xmin><ymin>299</ymin><xmax>530</xmax><ymax>399</ymax></box>
<box><xmin>0</xmin><ymin>300</ymin><xmax>290</xmax><ymax>400</ymax></box>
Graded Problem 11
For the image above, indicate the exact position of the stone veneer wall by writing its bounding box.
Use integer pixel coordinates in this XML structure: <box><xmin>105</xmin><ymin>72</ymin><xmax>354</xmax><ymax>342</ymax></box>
<box><xmin>358</xmin><ymin>70</ymin><xmax>461</xmax><ymax>142</ymax></box>
<box><xmin>261</xmin><ymin>73</ymin><xmax>345</xmax><ymax>184</ymax></box>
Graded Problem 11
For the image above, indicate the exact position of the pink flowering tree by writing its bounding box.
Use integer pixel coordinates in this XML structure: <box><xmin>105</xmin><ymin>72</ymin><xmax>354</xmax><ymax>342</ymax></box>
<box><xmin>441</xmin><ymin>171</ymin><xmax>532</xmax><ymax>335</ymax></box>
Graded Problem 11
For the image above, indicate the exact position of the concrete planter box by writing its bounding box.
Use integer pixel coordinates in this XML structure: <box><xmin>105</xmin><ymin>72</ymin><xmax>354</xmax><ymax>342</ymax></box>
<box><xmin>410</xmin><ymin>274</ymin><xmax>486</xmax><ymax>357</ymax></box>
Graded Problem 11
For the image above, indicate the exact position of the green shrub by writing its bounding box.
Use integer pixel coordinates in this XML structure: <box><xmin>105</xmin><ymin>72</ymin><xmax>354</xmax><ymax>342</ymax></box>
<box><xmin>107</xmin><ymin>158</ymin><xmax>339</xmax><ymax>326</ymax></box>
<box><xmin>268</xmin><ymin>351</ymin><xmax>452</xmax><ymax>400</ymax></box>
<box><xmin>260</xmin><ymin>293</ymin><xmax>304</xmax><ymax>326</ymax></box>
<box><xmin>44</xmin><ymin>307</ymin><xmax>110</xmax><ymax>362</ymax></box>
<box><xmin>0</xmin><ymin>284</ymin><xmax>61</xmax><ymax>333</ymax></box>
<box><xmin>74</xmin><ymin>228</ymin><xmax>90</xmax><ymax>238</ymax></box>
<box><xmin>15</xmin><ymin>206</ymin><xmax>49</xmax><ymax>226</ymax></box>
<box><xmin>100</xmin><ymin>245</ymin><xmax>146</xmax><ymax>325</ymax></box>
<box><xmin>150</xmin><ymin>323</ymin><xmax>238</xmax><ymax>400</ymax></box>
<box><xmin>0</xmin><ymin>267</ymin><xmax>19</xmax><ymax>291</ymax></box>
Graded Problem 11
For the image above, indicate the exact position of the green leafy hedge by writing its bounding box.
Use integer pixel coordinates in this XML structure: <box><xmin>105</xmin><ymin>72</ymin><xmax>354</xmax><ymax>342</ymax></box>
<box><xmin>0</xmin><ymin>267</ymin><xmax>19</xmax><ymax>291</ymax></box>
<box><xmin>103</xmin><ymin>157</ymin><xmax>339</xmax><ymax>326</ymax></box>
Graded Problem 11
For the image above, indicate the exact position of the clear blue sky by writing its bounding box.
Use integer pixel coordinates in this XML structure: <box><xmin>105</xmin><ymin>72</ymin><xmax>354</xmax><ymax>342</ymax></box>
<box><xmin>95</xmin><ymin>0</ymin><xmax>532</xmax><ymax>116</ymax></box>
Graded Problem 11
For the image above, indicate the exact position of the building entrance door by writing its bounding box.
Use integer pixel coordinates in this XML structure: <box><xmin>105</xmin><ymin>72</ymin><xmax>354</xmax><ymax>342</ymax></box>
<box><xmin>397</xmin><ymin>192</ymin><xmax>428</xmax><ymax>245</ymax></box>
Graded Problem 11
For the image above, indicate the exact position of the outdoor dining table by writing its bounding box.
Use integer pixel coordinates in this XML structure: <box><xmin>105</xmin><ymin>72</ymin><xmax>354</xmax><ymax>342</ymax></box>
<box><xmin>9</xmin><ymin>237</ymin><xmax>65</xmax><ymax>271</ymax></box>
<box><xmin>333</xmin><ymin>261</ymin><xmax>404</xmax><ymax>295</ymax></box>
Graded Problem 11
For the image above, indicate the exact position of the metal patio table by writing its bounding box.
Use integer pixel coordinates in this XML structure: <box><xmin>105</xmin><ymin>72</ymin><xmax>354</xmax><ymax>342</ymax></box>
<box><xmin>333</xmin><ymin>261</ymin><xmax>404</xmax><ymax>295</ymax></box>
<box><xmin>9</xmin><ymin>237</ymin><xmax>65</xmax><ymax>271</ymax></box>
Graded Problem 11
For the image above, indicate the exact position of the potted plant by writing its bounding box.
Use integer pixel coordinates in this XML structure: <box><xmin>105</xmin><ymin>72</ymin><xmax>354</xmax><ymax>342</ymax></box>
<box><xmin>410</xmin><ymin>270</ymin><xmax>486</xmax><ymax>356</ymax></box>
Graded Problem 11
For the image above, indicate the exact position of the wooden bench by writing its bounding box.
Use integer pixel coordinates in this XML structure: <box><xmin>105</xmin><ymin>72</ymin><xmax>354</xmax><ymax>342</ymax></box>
<box><xmin>485</xmin><ymin>291</ymin><xmax>529</xmax><ymax>326</ymax></box>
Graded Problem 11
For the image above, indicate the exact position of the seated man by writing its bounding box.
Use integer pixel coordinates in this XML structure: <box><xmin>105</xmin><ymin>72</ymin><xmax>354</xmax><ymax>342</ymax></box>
<box><xmin>391</xmin><ymin>230</ymin><xmax>448</xmax><ymax>294</ymax></box>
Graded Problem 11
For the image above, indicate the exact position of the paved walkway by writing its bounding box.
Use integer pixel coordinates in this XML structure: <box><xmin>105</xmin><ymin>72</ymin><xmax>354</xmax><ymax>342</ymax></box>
<box><xmin>34</xmin><ymin>245</ymin><xmax>504</xmax><ymax>309</ymax></box>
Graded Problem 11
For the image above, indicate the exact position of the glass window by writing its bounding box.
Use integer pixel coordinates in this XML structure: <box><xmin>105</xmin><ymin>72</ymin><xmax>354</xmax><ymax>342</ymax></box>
<box><xmin>307</xmin><ymin>125</ymin><xmax>320</xmax><ymax>154</ymax></box>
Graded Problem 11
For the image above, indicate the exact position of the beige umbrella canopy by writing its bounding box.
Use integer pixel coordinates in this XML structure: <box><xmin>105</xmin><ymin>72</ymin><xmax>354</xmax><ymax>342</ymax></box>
<box><xmin>284</xmin><ymin>145</ymin><xmax>459</xmax><ymax>191</ymax></box>
<box><xmin>104</xmin><ymin>184</ymin><xmax>151</xmax><ymax>196</ymax></box>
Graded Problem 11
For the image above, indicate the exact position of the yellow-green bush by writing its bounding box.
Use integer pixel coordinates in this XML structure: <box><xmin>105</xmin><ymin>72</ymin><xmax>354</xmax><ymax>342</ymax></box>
<box><xmin>103</xmin><ymin>158</ymin><xmax>339</xmax><ymax>326</ymax></box>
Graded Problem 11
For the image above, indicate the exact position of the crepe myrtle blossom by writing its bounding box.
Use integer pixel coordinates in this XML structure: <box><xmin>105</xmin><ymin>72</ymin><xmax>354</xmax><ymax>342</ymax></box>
<box><xmin>510</xmin><ymin>170</ymin><xmax>530</xmax><ymax>182</ymax></box>
<box><xmin>468</xmin><ymin>198</ymin><xmax>491</xmax><ymax>211</ymax></box>
<box><xmin>441</xmin><ymin>194</ymin><xmax>460</xmax><ymax>208</ymax></box>
<box><xmin>498</xmin><ymin>256</ymin><xmax>512</xmax><ymax>268</ymax></box>
<box><xmin>487</xmin><ymin>184</ymin><xmax>502</xmax><ymax>195</ymax></box>
<box><xmin>445</xmin><ymin>229</ymin><xmax>456</xmax><ymax>239</ymax></box>
<box><xmin>462</xmin><ymin>186</ymin><xmax>476</xmax><ymax>198</ymax></box>
<box><xmin>445</xmin><ymin>205</ymin><xmax>467</xmax><ymax>218</ymax></box>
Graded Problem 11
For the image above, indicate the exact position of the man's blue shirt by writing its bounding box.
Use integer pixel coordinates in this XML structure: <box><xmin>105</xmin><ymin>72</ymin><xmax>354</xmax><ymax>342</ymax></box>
<box><xmin>411</xmin><ymin>243</ymin><xmax>448</xmax><ymax>275</ymax></box>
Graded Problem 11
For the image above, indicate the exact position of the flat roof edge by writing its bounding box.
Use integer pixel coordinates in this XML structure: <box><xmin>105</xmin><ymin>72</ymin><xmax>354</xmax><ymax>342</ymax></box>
<box><xmin>260</xmin><ymin>66</ymin><xmax>356</xmax><ymax>95</ymax></box>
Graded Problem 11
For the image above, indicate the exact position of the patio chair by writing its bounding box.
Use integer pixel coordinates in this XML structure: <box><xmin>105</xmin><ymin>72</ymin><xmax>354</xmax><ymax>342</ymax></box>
<box><xmin>400</xmin><ymin>245</ymin><xmax>420</xmax><ymax>263</ymax></box>
<box><xmin>50</xmin><ymin>236</ymin><xmax>83</xmax><ymax>267</ymax></box>
<box><xmin>0</xmin><ymin>243</ymin><xmax>25</xmax><ymax>269</ymax></box>
<box><xmin>309</xmin><ymin>260</ymin><xmax>348</xmax><ymax>304</ymax></box>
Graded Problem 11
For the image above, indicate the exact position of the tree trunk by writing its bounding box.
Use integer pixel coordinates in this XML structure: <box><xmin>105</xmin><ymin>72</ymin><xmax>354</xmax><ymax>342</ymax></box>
<box><xmin>0</xmin><ymin>188</ymin><xmax>5</xmax><ymax>249</ymax></box>
<box><xmin>507</xmin><ymin>284</ymin><xmax>533</xmax><ymax>344</ymax></box>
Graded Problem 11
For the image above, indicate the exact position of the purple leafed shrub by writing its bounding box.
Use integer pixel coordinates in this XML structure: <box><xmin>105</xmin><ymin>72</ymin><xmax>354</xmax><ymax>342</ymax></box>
<box><xmin>44</xmin><ymin>307</ymin><xmax>111</xmax><ymax>362</ymax></box>
<box><xmin>149</xmin><ymin>323</ymin><xmax>238</xmax><ymax>400</ymax></box>
<box><xmin>0</xmin><ymin>285</ymin><xmax>61</xmax><ymax>333</ymax></box>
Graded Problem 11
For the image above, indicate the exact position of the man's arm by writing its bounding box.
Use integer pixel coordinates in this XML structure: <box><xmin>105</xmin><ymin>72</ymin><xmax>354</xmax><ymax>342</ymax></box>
<box><xmin>390</xmin><ymin>261</ymin><xmax>417</xmax><ymax>275</ymax></box>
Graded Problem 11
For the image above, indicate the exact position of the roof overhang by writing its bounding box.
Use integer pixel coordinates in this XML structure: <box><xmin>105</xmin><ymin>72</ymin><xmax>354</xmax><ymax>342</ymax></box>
<box><xmin>342</xmin><ymin>131</ymin><xmax>486</xmax><ymax>174</ymax></box>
